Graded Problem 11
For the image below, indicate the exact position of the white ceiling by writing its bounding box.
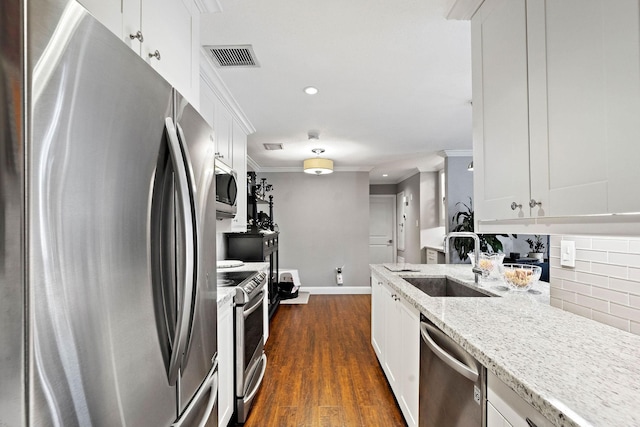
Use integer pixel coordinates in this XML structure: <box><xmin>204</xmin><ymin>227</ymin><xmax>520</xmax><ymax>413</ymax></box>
<box><xmin>200</xmin><ymin>0</ymin><xmax>472</xmax><ymax>184</ymax></box>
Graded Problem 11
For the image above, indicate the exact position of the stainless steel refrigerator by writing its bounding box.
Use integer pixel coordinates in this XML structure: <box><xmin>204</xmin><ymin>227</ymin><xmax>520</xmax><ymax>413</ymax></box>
<box><xmin>0</xmin><ymin>0</ymin><xmax>218</xmax><ymax>425</ymax></box>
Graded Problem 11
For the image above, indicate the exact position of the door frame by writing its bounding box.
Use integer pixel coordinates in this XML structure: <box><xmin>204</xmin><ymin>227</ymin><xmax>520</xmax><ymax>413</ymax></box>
<box><xmin>369</xmin><ymin>194</ymin><xmax>397</xmax><ymax>264</ymax></box>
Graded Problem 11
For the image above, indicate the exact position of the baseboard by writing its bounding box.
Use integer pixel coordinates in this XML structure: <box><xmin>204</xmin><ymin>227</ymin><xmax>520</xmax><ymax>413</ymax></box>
<box><xmin>303</xmin><ymin>286</ymin><xmax>372</xmax><ymax>295</ymax></box>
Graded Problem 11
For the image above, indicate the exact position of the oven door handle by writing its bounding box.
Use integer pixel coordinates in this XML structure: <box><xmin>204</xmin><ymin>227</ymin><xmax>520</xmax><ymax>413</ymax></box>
<box><xmin>243</xmin><ymin>291</ymin><xmax>265</xmax><ymax>318</ymax></box>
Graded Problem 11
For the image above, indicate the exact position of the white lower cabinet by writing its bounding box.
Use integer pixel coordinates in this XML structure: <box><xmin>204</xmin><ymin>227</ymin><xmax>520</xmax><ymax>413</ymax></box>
<box><xmin>263</xmin><ymin>281</ymin><xmax>269</xmax><ymax>344</ymax></box>
<box><xmin>217</xmin><ymin>297</ymin><xmax>234</xmax><ymax>427</ymax></box>
<box><xmin>486</xmin><ymin>371</ymin><xmax>552</xmax><ymax>427</ymax></box>
<box><xmin>371</xmin><ymin>273</ymin><xmax>419</xmax><ymax>427</ymax></box>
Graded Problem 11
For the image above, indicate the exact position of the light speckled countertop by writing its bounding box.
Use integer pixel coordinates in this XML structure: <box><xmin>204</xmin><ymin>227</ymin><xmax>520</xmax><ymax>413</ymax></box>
<box><xmin>371</xmin><ymin>263</ymin><xmax>640</xmax><ymax>427</ymax></box>
<box><xmin>216</xmin><ymin>262</ymin><xmax>269</xmax><ymax>307</ymax></box>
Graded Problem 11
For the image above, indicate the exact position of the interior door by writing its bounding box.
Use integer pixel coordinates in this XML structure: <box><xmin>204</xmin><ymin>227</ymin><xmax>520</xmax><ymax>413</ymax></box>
<box><xmin>370</xmin><ymin>195</ymin><xmax>396</xmax><ymax>264</ymax></box>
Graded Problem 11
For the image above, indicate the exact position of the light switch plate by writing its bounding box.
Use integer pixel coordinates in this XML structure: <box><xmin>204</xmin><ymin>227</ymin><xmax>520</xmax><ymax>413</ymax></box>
<box><xmin>561</xmin><ymin>240</ymin><xmax>576</xmax><ymax>267</ymax></box>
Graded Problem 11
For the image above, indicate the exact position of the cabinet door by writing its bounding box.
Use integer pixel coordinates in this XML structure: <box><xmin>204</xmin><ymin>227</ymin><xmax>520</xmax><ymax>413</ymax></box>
<box><xmin>384</xmin><ymin>288</ymin><xmax>402</xmax><ymax>396</ymax></box>
<box><xmin>487</xmin><ymin>402</ymin><xmax>512</xmax><ymax>427</ymax></box>
<box><xmin>399</xmin><ymin>298</ymin><xmax>419</xmax><ymax>427</ymax></box>
<box><xmin>141</xmin><ymin>0</ymin><xmax>193</xmax><ymax>100</ymax></box>
<box><xmin>217</xmin><ymin>299</ymin><xmax>234</xmax><ymax>427</ymax></box>
<box><xmin>263</xmin><ymin>282</ymin><xmax>269</xmax><ymax>344</ymax></box>
<box><xmin>472</xmin><ymin>0</ymin><xmax>531</xmax><ymax>220</ymax></box>
<box><xmin>370</xmin><ymin>274</ymin><xmax>386</xmax><ymax>360</ymax></box>
<box><xmin>214</xmin><ymin>96</ymin><xmax>233</xmax><ymax>163</ymax></box>
<box><xmin>530</xmin><ymin>0</ymin><xmax>640</xmax><ymax>216</ymax></box>
<box><xmin>232</xmin><ymin>120</ymin><xmax>248</xmax><ymax>231</ymax></box>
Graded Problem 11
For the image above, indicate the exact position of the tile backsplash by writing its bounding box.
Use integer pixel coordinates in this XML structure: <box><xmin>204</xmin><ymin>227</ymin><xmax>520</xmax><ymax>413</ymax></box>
<box><xmin>550</xmin><ymin>235</ymin><xmax>640</xmax><ymax>336</ymax></box>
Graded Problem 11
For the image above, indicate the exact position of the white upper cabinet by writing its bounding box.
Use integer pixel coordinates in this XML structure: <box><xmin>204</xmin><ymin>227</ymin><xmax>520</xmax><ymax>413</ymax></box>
<box><xmin>472</xmin><ymin>0</ymin><xmax>531</xmax><ymax>221</ymax></box>
<box><xmin>231</xmin><ymin>120</ymin><xmax>248</xmax><ymax>231</ymax></box>
<box><xmin>533</xmin><ymin>0</ymin><xmax>640</xmax><ymax>216</ymax></box>
<box><xmin>78</xmin><ymin>0</ymin><xmax>197</xmax><ymax>102</ymax></box>
<box><xmin>472</xmin><ymin>0</ymin><xmax>640</xmax><ymax>230</ymax></box>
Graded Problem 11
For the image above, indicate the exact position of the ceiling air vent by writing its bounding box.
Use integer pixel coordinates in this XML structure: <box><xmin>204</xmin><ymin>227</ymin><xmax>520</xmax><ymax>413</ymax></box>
<box><xmin>205</xmin><ymin>45</ymin><xmax>260</xmax><ymax>68</ymax></box>
<box><xmin>263</xmin><ymin>143</ymin><xmax>284</xmax><ymax>151</ymax></box>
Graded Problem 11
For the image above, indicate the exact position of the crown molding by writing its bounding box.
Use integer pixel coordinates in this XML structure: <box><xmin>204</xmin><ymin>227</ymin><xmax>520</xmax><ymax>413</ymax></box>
<box><xmin>445</xmin><ymin>0</ymin><xmax>484</xmax><ymax>20</ymax></box>
<box><xmin>437</xmin><ymin>149</ymin><xmax>473</xmax><ymax>158</ymax></box>
<box><xmin>193</xmin><ymin>0</ymin><xmax>222</xmax><ymax>14</ymax></box>
<box><xmin>200</xmin><ymin>50</ymin><xmax>256</xmax><ymax>136</ymax></box>
<box><xmin>395</xmin><ymin>168</ymin><xmax>421</xmax><ymax>184</ymax></box>
<box><xmin>247</xmin><ymin>156</ymin><xmax>261</xmax><ymax>172</ymax></box>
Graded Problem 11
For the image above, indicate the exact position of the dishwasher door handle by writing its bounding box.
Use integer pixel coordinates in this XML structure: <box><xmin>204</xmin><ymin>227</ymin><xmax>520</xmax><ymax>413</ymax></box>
<box><xmin>420</xmin><ymin>322</ymin><xmax>479</xmax><ymax>383</ymax></box>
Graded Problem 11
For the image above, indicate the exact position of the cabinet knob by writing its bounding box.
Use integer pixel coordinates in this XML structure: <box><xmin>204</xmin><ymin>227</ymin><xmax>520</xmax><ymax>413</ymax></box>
<box><xmin>529</xmin><ymin>199</ymin><xmax>542</xmax><ymax>208</ymax></box>
<box><xmin>510</xmin><ymin>202</ymin><xmax>522</xmax><ymax>211</ymax></box>
<box><xmin>129</xmin><ymin>30</ymin><xmax>144</xmax><ymax>42</ymax></box>
<box><xmin>148</xmin><ymin>50</ymin><xmax>161</xmax><ymax>60</ymax></box>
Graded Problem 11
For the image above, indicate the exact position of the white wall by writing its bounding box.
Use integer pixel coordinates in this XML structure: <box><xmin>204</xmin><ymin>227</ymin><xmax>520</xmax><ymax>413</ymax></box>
<box><xmin>259</xmin><ymin>172</ymin><xmax>370</xmax><ymax>288</ymax></box>
<box><xmin>550</xmin><ymin>235</ymin><xmax>640</xmax><ymax>336</ymax></box>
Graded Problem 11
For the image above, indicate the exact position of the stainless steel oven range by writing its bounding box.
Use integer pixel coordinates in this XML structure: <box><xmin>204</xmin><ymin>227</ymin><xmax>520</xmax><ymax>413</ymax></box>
<box><xmin>218</xmin><ymin>270</ymin><xmax>268</xmax><ymax>424</ymax></box>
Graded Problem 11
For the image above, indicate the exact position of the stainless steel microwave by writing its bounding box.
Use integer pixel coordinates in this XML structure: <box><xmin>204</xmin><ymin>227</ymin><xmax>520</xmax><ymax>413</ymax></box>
<box><xmin>215</xmin><ymin>160</ymin><xmax>238</xmax><ymax>219</ymax></box>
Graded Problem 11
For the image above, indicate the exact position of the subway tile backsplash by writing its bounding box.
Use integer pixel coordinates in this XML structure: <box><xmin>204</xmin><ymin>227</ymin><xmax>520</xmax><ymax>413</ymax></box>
<box><xmin>550</xmin><ymin>235</ymin><xmax>640</xmax><ymax>336</ymax></box>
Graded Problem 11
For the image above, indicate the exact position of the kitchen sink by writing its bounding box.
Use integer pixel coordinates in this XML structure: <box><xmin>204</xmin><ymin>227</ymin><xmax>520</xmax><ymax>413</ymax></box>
<box><xmin>403</xmin><ymin>277</ymin><xmax>494</xmax><ymax>297</ymax></box>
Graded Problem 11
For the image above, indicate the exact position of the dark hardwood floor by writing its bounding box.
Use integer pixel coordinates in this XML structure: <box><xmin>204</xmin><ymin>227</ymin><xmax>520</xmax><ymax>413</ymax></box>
<box><xmin>240</xmin><ymin>294</ymin><xmax>406</xmax><ymax>427</ymax></box>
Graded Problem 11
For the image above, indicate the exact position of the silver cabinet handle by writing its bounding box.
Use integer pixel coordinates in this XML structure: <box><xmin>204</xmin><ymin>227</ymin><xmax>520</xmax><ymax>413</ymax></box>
<box><xmin>510</xmin><ymin>202</ymin><xmax>522</xmax><ymax>210</ymax></box>
<box><xmin>129</xmin><ymin>30</ymin><xmax>143</xmax><ymax>42</ymax></box>
<box><xmin>420</xmin><ymin>322</ymin><xmax>479</xmax><ymax>382</ymax></box>
<box><xmin>529</xmin><ymin>199</ymin><xmax>542</xmax><ymax>208</ymax></box>
<box><xmin>215</xmin><ymin>152</ymin><xmax>224</xmax><ymax>159</ymax></box>
<box><xmin>526</xmin><ymin>418</ymin><xmax>538</xmax><ymax>427</ymax></box>
<box><xmin>149</xmin><ymin>50</ymin><xmax>161</xmax><ymax>60</ymax></box>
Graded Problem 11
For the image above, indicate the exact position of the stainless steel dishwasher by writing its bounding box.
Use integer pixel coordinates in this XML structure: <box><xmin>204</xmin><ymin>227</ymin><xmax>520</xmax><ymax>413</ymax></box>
<box><xmin>419</xmin><ymin>315</ymin><xmax>486</xmax><ymax>427</ymax></box>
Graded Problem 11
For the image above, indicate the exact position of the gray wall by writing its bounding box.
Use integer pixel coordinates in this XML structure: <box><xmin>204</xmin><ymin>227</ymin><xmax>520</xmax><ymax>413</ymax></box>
<box><xmin>420</xmin><ymin>172</ymin><xmax>439</xmax><ymax>229</ymax></box>
<box><xmin>445</xmin><ymin>156</ymin><xmax>474</xmax><ymax>233</ymax></box>
<box><xmin>397</xmin><ymin>173</ymin><xmax>421</xmax><ymax>264</ymax></box>
<box><xmin>260</xmin><ymin>172</ymin><xmax>370</xmax><ymax>287</ymax></box>
<box><xmin>369</xmin><ymin>184</ymin><xmax>397</xmax><ymax>195</ymax></box>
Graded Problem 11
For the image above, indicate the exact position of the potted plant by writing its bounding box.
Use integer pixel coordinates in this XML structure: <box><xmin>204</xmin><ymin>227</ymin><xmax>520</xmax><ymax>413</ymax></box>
<box><xmin>525</xmin><ymin>235</ymin><xmax>546</xmax><ymax>261</ymax></box>
<box><xmin>450</xmin><ymin>198</ymin><xmax>514</xmax><ymax>262</ymax></box>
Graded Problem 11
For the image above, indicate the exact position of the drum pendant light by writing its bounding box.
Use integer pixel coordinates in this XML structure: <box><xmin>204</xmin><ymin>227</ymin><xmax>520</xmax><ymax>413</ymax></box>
<box><xmin>303</xmin><ymin>148</ymin><xmax>333</xmax><ymax>175</ymax></box>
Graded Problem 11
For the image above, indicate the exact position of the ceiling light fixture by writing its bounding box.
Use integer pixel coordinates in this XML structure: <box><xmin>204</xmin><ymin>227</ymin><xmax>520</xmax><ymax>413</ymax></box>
<box><xmin>382</xmin><ymin>174</ymin><xmax>388</xmax><ymax>177</ymax></box>
<box><xmin>467</xmin><ymin>161</ymin><xmax>474</xmax><ymax>171</ymax></box>
<box><xmin>304</xmin><ymin>86</ymin><xmax>319</xmax><ymax>95</ymax></box>
<box><xmin>303</xmin><ymin>148</ymin><xmax>333</xmax><ymax>175</ymax></box>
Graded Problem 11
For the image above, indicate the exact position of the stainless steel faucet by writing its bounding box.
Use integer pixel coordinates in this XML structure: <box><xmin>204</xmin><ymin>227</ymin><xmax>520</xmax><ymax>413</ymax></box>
<box><xmin>444</xmin><ymin>231</ymin><xmax>483</xmax><ymax>284</ymax></box>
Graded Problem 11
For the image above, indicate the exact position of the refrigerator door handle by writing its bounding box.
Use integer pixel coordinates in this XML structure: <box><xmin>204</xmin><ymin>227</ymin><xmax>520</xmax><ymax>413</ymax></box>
<box><xmin>175</xmin><ymin>122</ymin><xmax>201</xmax><ymax>360</ymax></box>
<box><xmin>164</xmin><ymin>117</ymin><xmax>196</xmax><ymax>386</ymax></box>
<box><xmin>172</xmin><ymin>362</ymin><xmax>219</xmax><ymax>427</ymax></box>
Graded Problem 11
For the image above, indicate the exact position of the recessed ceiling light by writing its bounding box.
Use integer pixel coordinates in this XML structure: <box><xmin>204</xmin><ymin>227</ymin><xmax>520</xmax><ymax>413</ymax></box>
<box><xmin>382</xmin><ymin>174</ymin><xmax>388</xmax><ymax>177</ymax></box>
<box><xmin>304</xmin><ymin>86</ymin><xmax>319</xmax><ymax>95</ymax></box>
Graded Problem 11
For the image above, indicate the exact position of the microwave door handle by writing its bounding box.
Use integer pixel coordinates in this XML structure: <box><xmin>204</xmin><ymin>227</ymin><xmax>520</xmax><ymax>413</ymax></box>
<box><xmin>175</xmin><ymin>122</ymin><xmax>201</xmax><ymax>360</ymax></box>
<box><xmin>164</xmin><ymin>117</ymin><xmax>196</xmax><ymax>386</ymax></box>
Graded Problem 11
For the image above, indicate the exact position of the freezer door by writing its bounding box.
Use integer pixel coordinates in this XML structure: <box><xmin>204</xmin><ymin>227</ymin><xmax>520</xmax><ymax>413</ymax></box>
<box><xmin>29</xmin><ymin>3</ymin><xmax>177</xmax><ymax>426</ymax></box>
<box><xmin>174</xmin><ymin>94</ymin><xmax>219</xmax><ymax>414</ymax></box>
<box><xmin>173</xmin><ymin>361</ymin><xmax>219</xmax><ymax>427</ymax></box>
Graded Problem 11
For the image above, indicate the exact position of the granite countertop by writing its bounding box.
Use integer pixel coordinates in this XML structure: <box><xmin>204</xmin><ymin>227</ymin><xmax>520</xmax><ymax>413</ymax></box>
<box><xmin>216</xmin><ymin>262</ymin><xmax>269</xmax><ymax>307</ymax></box>
<box><xmin>371</xmin><ymin>263</ymin><xmax>640</xmax><ymax>427</ymax></box>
